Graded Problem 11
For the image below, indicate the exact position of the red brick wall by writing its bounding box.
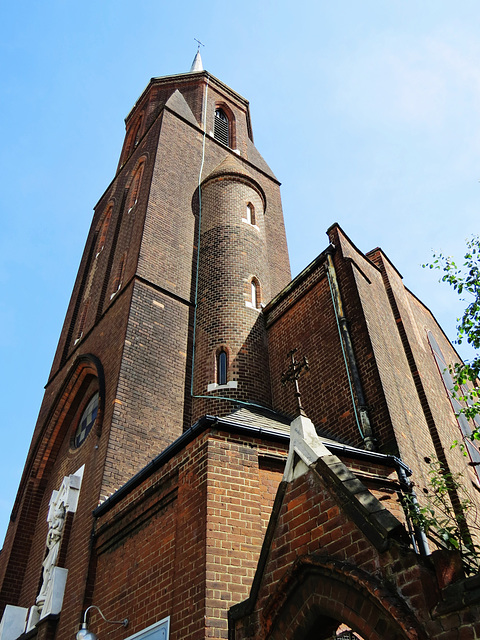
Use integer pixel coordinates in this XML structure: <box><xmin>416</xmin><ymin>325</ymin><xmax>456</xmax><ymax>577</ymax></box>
<box><xmin>369</xmin><ymin>249</ymin><xmax>480</xmax><ymax>533</ymax></box>
<box><xmin>204</xmin><ymin>436</ymin><xmax>281</xmax><ymax>638</ymax></box>
<box><xmin>266</xmin><ymin>223</ymin><xmax>478</xmax><ymax>483</ymax></box>
<box><xmin>91</xmin><ymin>449</ymin><xmax>202</xmax><ymax>640</ymax></box>
<box><xmin>0</xmin><ymin>291</ymin><xmax>131</xmax><ymax>611</ymax></box>
<box><xmin>83</xmin><ymin>429</ymin><xmax>287</xmax><ymax>640</ymax></box>
<box><xmin>193</xmin><ymin>168</ymin><xmax>272</xmax><ymax>421</ymax></box>
<box><xmin>266</xmin><ymin>232</ymin><xmax>397</xmax><ymax>451</ymax></box>
<box><xmin>231</xmin><ymin>462</ymin><xmax>480</xmax><ymax>640</ymax></box>
<box><xmin>266</xmin><ymin>260</ymin><xmax>369</xmax><ymax>448</ymax></box>
<box><xmin>0</xmin><ymin>70</ymin><xmax>291</xmax><ymax>632</ymax></box>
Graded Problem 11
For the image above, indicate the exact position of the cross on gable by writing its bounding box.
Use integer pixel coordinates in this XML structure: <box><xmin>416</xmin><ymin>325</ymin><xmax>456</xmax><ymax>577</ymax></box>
<box><xmin>281</xmin><ymin>348</ymin><xmax>309</xmax><ymax>416</ymax></box>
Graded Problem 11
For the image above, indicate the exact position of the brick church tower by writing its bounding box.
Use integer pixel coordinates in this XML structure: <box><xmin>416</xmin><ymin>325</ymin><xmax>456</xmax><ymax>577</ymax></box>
<box><xmin>0</xmin><ymin>53</ymin><xmax>290</xmax><ymax>634</ymax></box>
<box><xmin>2</xmin><ymin>54</ymin><xmax>480</xmax><ymax>640</ymax></box>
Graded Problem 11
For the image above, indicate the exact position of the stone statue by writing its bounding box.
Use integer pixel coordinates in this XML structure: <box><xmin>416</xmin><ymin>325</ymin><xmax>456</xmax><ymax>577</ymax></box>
<box><xmin>36</xmin><ymin>498</ymin><xmax>66</xmax><ymax>611</ymax></box>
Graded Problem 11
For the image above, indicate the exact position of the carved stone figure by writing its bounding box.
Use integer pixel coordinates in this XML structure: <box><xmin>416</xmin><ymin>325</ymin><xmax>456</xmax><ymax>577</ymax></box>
<box><xmin>33</xmin><ymin>470</ymin><xmax>83</xmax><ymax>617</ymax></box>
<box><xmin>35</xmin><ymin>500</ymin><xmax>66</xmax><ymax>610</ymax></box>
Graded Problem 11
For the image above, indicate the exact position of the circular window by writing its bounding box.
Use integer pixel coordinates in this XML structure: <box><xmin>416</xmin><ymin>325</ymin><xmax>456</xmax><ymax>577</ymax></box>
<box><xmin>73</xmin><ymin>392</ymin><xmax>99</xmax><ymax>449</ymax></box>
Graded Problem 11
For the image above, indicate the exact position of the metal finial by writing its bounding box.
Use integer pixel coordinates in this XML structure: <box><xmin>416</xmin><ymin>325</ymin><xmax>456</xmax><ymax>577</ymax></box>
<box><xmin>281</xmin><ymin>348</ymin><xmax>309</xmax><ymax>416</ymax></box>
<box><xmin>190</xmin><ymin>40</ymin><xmax>205</xmax><ymax>72</ymax></box>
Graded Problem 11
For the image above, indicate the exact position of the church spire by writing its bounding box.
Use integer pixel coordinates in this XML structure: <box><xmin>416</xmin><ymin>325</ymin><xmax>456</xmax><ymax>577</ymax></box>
<box><xmin>190</xmin><ymin>40</ymin><xmax>204</xmax><ymax>72</ymax></box>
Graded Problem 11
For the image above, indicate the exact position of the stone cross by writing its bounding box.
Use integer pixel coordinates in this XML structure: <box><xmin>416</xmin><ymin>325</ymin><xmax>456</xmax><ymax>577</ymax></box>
<box><xmin>281</xmin><ymin>348</ymin><xmax>309</xmax><ymax>416</ymax></box>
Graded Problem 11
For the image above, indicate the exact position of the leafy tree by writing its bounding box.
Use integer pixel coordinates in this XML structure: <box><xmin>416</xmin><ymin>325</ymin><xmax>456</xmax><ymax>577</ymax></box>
<box><xmin>412</xmin><ymin>238</ymin><xmax>480</xmax><ymax>572</ymax></box>
<box><xmin>425</xmin><ymin>235</ymin><xmax>480</xmax><ymax>429</ymax></box>
<box><xmin>404</xmin><ymin>456</ymin><xmax>480</xmax><ymax>574</ymax></box>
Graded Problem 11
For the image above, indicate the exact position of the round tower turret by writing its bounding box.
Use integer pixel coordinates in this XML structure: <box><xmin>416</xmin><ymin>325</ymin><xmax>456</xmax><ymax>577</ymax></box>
<box><xmin>192</xmin><ymin>156</ymin><xmax>272</xmax><ymax>420</ymax></box>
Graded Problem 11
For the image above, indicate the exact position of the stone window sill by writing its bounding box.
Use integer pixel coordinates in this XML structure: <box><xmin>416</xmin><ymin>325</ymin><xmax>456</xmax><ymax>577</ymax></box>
<box><xmin>207</xmin><ymin>381</ymin><xmax>238</xmax><ymax>392</ymax></box>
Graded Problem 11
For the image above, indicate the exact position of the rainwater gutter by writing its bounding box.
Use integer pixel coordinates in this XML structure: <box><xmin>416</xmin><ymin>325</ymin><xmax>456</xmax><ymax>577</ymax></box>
<box><xmin>93</xmin><ymin>413</ymin><xmax>428</xmax><ymax>554</ymax></box>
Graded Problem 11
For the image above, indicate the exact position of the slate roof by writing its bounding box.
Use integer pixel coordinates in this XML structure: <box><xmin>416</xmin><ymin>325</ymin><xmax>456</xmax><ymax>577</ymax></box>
<box><xmin>220</xmin><ymin>406</ymin><xmax>350</xmax><ymax>447</ymax></box>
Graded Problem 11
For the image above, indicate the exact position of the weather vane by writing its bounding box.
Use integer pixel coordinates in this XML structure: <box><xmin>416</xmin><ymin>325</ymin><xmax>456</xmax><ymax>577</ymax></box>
<box><xmin>281</xmin><ymin>348</ymin><xmax>309</xmax><ymax>416</ymax></box>
<box><xmin>194</xmin><ymin>38</ymin><xmax>205</xmax><ymax>52</ymax></box>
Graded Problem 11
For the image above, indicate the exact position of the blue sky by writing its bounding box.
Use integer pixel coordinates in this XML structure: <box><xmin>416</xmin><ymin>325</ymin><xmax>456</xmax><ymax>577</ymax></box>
<box><xmin>1</xmin><ymin>1</ymin><xmax>479</xmax><ymax>543</ymax></box>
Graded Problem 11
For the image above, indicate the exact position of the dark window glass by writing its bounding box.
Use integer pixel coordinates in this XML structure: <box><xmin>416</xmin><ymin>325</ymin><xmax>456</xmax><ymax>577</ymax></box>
<box><xmin>217</xmin><ymin>350</ymin><xmax>227</xmax><ymax>385</ymax></box>
<box><xmin>73</xmin><ymin>392</ymin><xmax>99</xmax><ymax>448</ymax></box>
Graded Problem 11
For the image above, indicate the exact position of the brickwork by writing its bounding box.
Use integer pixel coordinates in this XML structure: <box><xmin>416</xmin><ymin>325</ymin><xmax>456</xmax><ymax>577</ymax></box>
<box><xmin>266</xmin><ymin>259</ymin><xmax>369</xmax><ymax>448</ymax></box>
<box><xmin>266</xmin><ymin>229</ymin><xmax>401</xmax><ymax>451</ymax></box>
<box><xmin>204</xmin><ymin>436</ymin><xmax>269</xmax><ymax>638</ymax></box>
<box><xmin>91</xmin><ymin>456</ymin><xmax>196</xmax><ymax>640</ymax></box>
<box><xmin>265</xmin><ymin>222</ymin><xmax>480</xmax><ymax>500</ymax></box>
<box><xmin>326</xmin><ymin>226</ymin><xmax>403</xmax><ymax>451</ymax></box>
<box><xmin>258</xmin><ymin>456</ymin><xmax>286</xmax><ymax>532</ymax></box>
<box><xmin>193</xmin><ymin>163</ymin><xmax>272</xmax><ymax>421</ymax></box>
<box><xmin>3</xmin><ymin>65</ymin><xmax>480</xmax><ymax>640</ymax></box>
<box><xmin>49</xmin><ymin>116</ymin><xmax>160</xmax><ymax>379</ymax></box>
<box><xmin>368</xmin><ymin>249</ymin><xmax>480</xmax><ymax>540</ymax></box>
<box><xmin>0</xmin><ymin>296</ymin><xmax>131</xmax><ymax>611</ymax></box>
<box><xmin>27</xmin><ymin>424</ymin><xmax>407</xmax><ymax>640</ymax></box>
<box><xmin>231</xmin><ymin>461</ymin><xmax>480</xmax><ymax>640</ymax></box>
<box><xmin>0</xmin><ymin>69</ymin><xmax>291</xmax><ymax>622</ymax></box>
<box><xmin>137</xmin><ymin>109</ymin><xmax>201</xmax><ymax>302</ymax></box>
<box><xmin>77</xmin><ymin>427</ymin><xmax>288</xmax><ymax>640</ymax></box>
<box><xmin>101</xmin><ymin>279</ymin><xmax>190</xmax><ymax>496</ymax></box>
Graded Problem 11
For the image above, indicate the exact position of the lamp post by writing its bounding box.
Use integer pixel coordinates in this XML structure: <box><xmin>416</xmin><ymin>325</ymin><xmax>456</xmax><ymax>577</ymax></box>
<box><xmin>76</xmin><ymin>605</ymin><xmax>128</xmax><ymax>640</ymax></box>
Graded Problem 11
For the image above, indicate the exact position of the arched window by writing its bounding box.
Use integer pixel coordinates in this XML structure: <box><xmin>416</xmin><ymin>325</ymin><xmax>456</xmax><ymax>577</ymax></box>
<box><xmin>96</xmin><ymin>205</ymin><xmax>113</xmax><ymax>256</ymax></box>
<box><xmin>127</xmin><ymin>162</ymin><xmax>145</xmax><ymax>212</ymax></box>
<box><xmin>246</xmin><ymin>278</ymin><xmax>261</xmax><ymax>310</ymax></box>
<box><xmin>214</xmin><ymin>108</ymin><xmax>229</xmax><ymax>147</ymax></box>
<box><xmin>251</xmin><ymin>278</ymin><xmax>259</xmax><ymax>309</ymax></box>
<box><xmin>246</xmin><ymin>203</ymin><xmax>255</xmax><ymax>225</ymax></box>
<box><xmin>217</xmin><ymin>349</ymin><xmax>227</xmax><ymax>386</ymax></box>
<box><xmin>110</xmin><ymin>252</ymin><xmax>127</xmax><ymax>299</ymax></box>
<box><xmin>73</xmin><ymin>391</ymin><xmax>99</xmax><ymax>449</ymax></box>
<box><xmin>74</xmin><ymin>299</ymin><xmax>90</xmax><ymax>345</ymax></box>
<box><xmin>133</xmin><ymin>115</ymin><xmax>143</xmax><ymax>147</ymax></box>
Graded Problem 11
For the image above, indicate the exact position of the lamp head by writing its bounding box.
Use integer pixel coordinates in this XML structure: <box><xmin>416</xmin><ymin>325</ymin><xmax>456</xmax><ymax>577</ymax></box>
<box><xmin>76</xmin><ymin>623</ymin><xmax>98</xmax><ymax>640</ymax></box>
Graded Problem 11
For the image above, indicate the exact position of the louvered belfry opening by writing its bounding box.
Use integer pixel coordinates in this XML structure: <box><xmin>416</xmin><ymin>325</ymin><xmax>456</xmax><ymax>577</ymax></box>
<box><xmin>214</xmin><ymin>108</ymin><xmax>229</xmax><ymax>146</ymax></box>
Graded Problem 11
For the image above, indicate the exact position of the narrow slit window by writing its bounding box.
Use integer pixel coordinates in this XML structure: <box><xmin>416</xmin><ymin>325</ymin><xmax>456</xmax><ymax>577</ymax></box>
<box><xmin>246</xmin><ymin>203</ymin><xmax>255</xmax><ymax>225</ymax></box>
<box><xmin>127</xmin><ymin>162</ymin><xmax>145</xmax><ymax>212</ymax></box>
<box><xmin>74</xmin><ymin>299</ymin><xmax>90</xmax><ymax>345</ymax></box>
<box><xmin>111</xmin><ymin>253</ymin><xmax>127</xmax><ymax>299</ymax></box>
<box><xmin>217</xmin><ymin>350</ymin><xmax>227</xmax><ymax>386</ymax></box>
<box><xmin>251</xmin><ymin>279</ymin><xmax>258</xmax><ymax>309</ymax></box>
<box><xmin>214</xmin><ymin>108</ymin><xmax>229</xmax><ymax>147</ymax></box>
<box><xmin>97</xmin><ymin>205</ymin><xmax>113</xmax><ymax>256</ymax></box>
<box><xmin>133</xmin><ymin>115</ymin><xmax>143</xmax><ymax>147</ymax></box>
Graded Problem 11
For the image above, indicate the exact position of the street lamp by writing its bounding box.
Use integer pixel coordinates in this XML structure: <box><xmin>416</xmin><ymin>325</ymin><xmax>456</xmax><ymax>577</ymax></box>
<box><xmin>76</xmin><ymin>605</ymin><xmax>129</xmax><ymax>640</ymax></box>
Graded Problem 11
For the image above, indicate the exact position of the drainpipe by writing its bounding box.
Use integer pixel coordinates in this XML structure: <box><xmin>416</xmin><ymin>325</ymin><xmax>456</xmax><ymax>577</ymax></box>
<box><xmin>325</xmin><ymin>249</ymin><xmax>376</xmax><ymax>451</ymax></box>
<box><xmin>396</xmin><ymin>464</ymin><xmax>430</xmax><ymax>556</ymax></box>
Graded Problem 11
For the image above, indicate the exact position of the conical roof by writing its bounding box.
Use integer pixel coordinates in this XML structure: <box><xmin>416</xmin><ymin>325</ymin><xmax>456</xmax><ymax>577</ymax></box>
<box><xmin>202</xmin><ymin>155</ymin><xmax>267</xmax><ymax>209</ymax></box>
<box><xmin>203</xmin><ymin>155</ymin><xmax>255</xmax><ymax>182</ymax></box>
<box><xmin>190</xmin><ymin>50</ymin><xmax>203</xmax><ymax>72</ymax></box>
